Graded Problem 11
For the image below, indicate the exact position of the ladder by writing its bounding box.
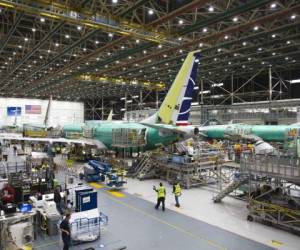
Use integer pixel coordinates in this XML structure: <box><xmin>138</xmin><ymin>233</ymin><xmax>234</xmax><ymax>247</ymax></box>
<box><xmin>213</xmin><ymin>178</ymin><xmax>246</xmax><ymax>203</ymax></box>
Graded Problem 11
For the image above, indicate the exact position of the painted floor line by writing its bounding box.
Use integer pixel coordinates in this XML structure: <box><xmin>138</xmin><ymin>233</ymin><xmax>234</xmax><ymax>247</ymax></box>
<box><xmin>106</xmin><ymin>190</ymin><xmax>126</xmax><ymax>198</ymax></box>
<box><xmin>105</xmin><ymin>193</ymin><xmax>227</xmax><ymax>250</ymax></box>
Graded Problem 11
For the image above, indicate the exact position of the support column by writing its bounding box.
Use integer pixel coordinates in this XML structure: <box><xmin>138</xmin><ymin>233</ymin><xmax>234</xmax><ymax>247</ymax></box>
<box><xmin>200</xmin><ymin>79</ymin><xmax>204</xmax><ymax>104</ymax></box>
<box><xmin>101</xmin><ymin>98</ymin><xmax>104</xmax><ymax>120</ymax></box>
<box><xmin>231</xmin><ymin>74</ymin><xmax>234</xmax><ymax>105</ymax></box>
<box><xmin>269</xmin><ymin>66</ymin><xmax>272</xmax><ymax>102</ymax></box>
<box><xmin>124</xmin><ymin>92</ymin><xmax>128</xmax><ymax>121</ymax></box>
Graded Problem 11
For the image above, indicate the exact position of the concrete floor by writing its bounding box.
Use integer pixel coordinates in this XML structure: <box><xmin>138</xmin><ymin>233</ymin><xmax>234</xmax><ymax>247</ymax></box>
<box><xmin>124</xmin><ymin>178</ymin><xmax>300</xmax><ymax>250</ymax></box>
<box><xmin>1</xmin><ymin>149</ymin><xmax>299</xmax><ymax>250</ymax></box>
<box><xmin>33</xmin><ymin>180</ymin><xmax>274</xmax><ymax>250</ymax></box>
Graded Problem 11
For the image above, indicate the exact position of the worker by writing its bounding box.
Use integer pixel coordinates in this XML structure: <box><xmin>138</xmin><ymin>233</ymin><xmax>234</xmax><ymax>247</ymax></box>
<box><xmin>54</xmin><ymin>187</ymin><xmax>63</xmax><ymax>215</ymax></box>
<box><xmin>234</xmin><ymin>143</ymin><xmax>241</xmax><ymax>163</ymax></box>
<box><xmin>60</xmin><ymin>213</ymin><xmax>71</xmax><ymax>250</ymax></box>
<box><xmin>1</xmin><ymin>183</ymin><xmax>15</xmax><ymax>204</ymax></box>
<box><xmin>153</xmin><ymin>182</ymin><xmax>166</xmax><ymax>211</ymax></box>
<box><xmin>173</xmin><ymin>182</ymin><xmax>182</xmax><ymax>207</ymax></box>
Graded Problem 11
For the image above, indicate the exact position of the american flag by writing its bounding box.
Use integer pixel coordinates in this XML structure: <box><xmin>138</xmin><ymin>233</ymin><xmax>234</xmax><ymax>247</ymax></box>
<box><xmin>25</xmin><ymin>105</ymin><xmax>41</xmax><ymax>114</ymax></box>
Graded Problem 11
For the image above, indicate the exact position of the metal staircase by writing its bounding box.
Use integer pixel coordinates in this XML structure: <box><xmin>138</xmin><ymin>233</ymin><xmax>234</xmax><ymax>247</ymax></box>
<box><xmin>213</xmin><ymin>178</ymin><xmax>246</xmax><ymax>203</ymax></box>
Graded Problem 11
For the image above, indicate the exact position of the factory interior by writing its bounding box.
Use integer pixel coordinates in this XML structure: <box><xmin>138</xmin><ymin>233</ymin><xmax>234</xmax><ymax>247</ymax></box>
<box><xmin>0</xmin><ymin>0</ymin><xmax>300</xmax><ymax>249</ymax></box>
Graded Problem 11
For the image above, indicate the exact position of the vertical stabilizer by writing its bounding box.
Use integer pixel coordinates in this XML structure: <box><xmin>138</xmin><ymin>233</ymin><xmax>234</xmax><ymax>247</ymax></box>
<box><xmin>142</xmin><ymin>51</ymin><xmax>201</xmax><ymax>125</ymax></box>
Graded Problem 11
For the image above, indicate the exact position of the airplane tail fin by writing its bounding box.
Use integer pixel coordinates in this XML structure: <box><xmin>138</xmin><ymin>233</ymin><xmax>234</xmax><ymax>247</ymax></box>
<box><xmin>141</xmin><ymin>50</ymin><xmax>201</xmax><ymax>125</ymax></box>
<box><xmin>107</xmin><ymin>110</ymin><xmax>113</xmax><ymax>121</ymax></box>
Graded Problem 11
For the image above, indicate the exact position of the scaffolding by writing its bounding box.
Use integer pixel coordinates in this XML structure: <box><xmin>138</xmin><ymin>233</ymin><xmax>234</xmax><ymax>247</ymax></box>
<box><xmin>112</xmin><ymin>128</ymin><xmax>146</xmax><ymax>148</ymax></box>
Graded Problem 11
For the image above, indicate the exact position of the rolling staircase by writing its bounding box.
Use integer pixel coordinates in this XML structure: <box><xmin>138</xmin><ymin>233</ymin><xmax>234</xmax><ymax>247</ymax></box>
<box><xmin>213</xmin><ymin>178</ymin><xmax>246</xmax><ymax>203</ymax></box>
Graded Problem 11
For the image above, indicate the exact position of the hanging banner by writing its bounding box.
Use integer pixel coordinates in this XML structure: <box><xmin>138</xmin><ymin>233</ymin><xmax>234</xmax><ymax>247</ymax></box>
<box><xmin>7</xmin><ymin>107</ymin><xmax>21</xmax><ymax>116</ymax></box>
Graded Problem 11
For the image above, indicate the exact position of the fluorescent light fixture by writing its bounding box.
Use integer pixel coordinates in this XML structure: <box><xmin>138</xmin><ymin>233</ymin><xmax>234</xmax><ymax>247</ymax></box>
<box><xmin>194</xmin><ymin>86</ymin><xmax>199</xmax><ymax>90</ymax></box>
<box><xmin>208</xmin><ymin>6</ymin><xmax>214</xmax><ymax>12</ymax></box>
<box><xmin>40</xmin><ymin>17</ymin><xmax>45</xmax><ymax>22</ymax></box>
<box><xmin>211</xmin><ymin>83</ymin><xmax>223</xmax><ymax>87</ymax></box>
<box><xmin>200</xmin><ymin>90</ymin><xmax>211</xmax><ymax>94</ymax></box>
<box><xmin>178</xmin><ymin>20</ymin><xmax>184</xmax><ymax>25</ymax></box>
<box><xmin>65</xmin><ymin>34</ymin><xmax>70</xmax><ymax>38</ymax></box>
<box><xmin>121</xmin><ymin>108</ymin><xmax>126</xmax><ymax>111</ymax></box>
<box><xmin>203</xmin><ymin>27</ymin><xmax>208</xmax><ymax>32</ymax></box>
<box><xmin>132</xmin><ymin>95</ymin><xmax>139</xmax><ymax>98</ymax></box>
<box><xmin>120</xmin><ymin>97</ymin><xmax>126</xmax><ymax>100</ymax></box>
<box><xmin>289</xmin><ymin>79</ymin><xmax>300</xmax><ymax>84</ymax></box>
<box><xmin>126</xmin><ymin>100</ymin><xmax>133</xmax><ymax>103</ymax></box>
<box><xmin>112</xmin><ymin>0</ymin><xmax>118</xmax><ymax>3</ymax></box>
<box><xmin>77</xmin><ymin>25</ymin><xmax>82</xmax><ymax>30</ymax></box>
<box><xmin>291</xmin><ymin>14</ymin><xmax>296</xmax><ymax>20</ymax></box>
<box><xmin>32</xmin><ymin>28</ymin><xmax>36</xmax><ymax>32</ymax></box>
<box><xmin>233</xmin><ymin>17</ymin><xmax>238</xmax><ymax>22</ymax></box>
<box><xmin>191</xmin><ymin>102</ymin><xmax>199</xmax><ymax>106</ymax></box>
<box><xmin>270</xmin><ymin>3</ymin><xmax>276</xmax><ymax>8</ymax></box>
<box><xmin>211</xmin><ymin>94</ymin><xmax>224</xmax><ymax>99</ymax></box>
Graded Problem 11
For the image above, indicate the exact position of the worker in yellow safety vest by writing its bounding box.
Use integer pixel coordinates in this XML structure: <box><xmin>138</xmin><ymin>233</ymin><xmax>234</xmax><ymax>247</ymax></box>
<box><xmin>153</xmin><ymin>183</ymin><xmax>166</xmax><ymax>211</ymax></box>
<box><xmin>173</xmin><ymin>183</ymin><xmax>182</xmax><ymax>207</ymax></box>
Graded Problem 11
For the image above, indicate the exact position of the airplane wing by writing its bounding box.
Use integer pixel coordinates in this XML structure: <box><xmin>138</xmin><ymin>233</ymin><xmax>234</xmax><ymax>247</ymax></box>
<box><xmin>141</xmin><ymin>123</ymin><xmax>206</xmax><ymax>138</ymax></box>
<box><xmin>0</xmin><ymin>133</ymin><xmax>107</xmax><ymax>149</ymax></box>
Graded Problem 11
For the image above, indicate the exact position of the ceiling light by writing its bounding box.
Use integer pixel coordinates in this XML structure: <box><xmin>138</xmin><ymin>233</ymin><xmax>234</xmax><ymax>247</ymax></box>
<box><xmin>65</xmin><ymin>34</ymin><xmax>70</xmax><ymax>39</ymax></box>
<box><xmin>121</xmin><ymin>46</ymin><xmax>125</xmax><ymax>49</ymax></box>
<box><xmin>178</xmin><ymin>20</ymin><xmax>184</xmax><ymax>25</ymax></box>
<box><xmin>178</xmin><ymin>37</ymin><xmax>182</xmax><ymax>41</ymax></box>
<box><xmin>286</xmin><ymin>40</ymin><xmax>291</xmax><ymax>44</ymax></box>
<box><xmin>108</xmin><ymin>33</ymin><xmax>113</xmax><ymax>37</ymax></box>
<box><xmin>271</xmin><ymin>34</ymin><xmax>276</xmax><ymax>38</ymax></box>
<box><xmin>228</xmin><ymin>62</ymin><xmax>231</xmax><ymax>65</ymax></box>
<box><xmin>261</xmin><ymin>61</ymin><xmax>265</xmax><ymax>65</ymax></box>
<box><xmin>95</xmin><ymin>40</ymin><xmax>99</xmax><ymax>44</ymax></box>
<box><xmin>13</xmin><ymin>52</ymin><xmax>16</xmax><ymax>55</ymax></box>
<box><xmin>217</xmin><ymin>48</ymin><xmax>221</xmax><ymax>52</ymax></box>
<box><xmin>136</xmin><ymin>39</ymin><xmax>140</xmax><ymax>43</ymax></box>
<box><xmin>163</xmin><ymin>54</ymin><xmax>167</xmax><ymax>58</ymax></box>
<box><xmin>242</xmin><ymin>41</ymin><xmax>247</xmax><ymax>46</ymax></box>
<box><xmin>203</xmin><ymin>28</ymin><xmax>207</xmax><ymax>33</ymax></box>
<box><xmin>116</xmin><ymin>60</ymin><xmax>119</xmax><ymax>64</ymax></box>
<box><xmin>214</xmin><ymin>58</ymin><xmax>217</xmax><ymax>61</ymax></box>
<box><xmin>148</xmin><ymin>59</ymin><xmax>151</xmax><ymax>63</ymax></box>
<box><xmin>107</xmin><ymin>52</ymin><xmax>111</xmax><ymax>55</ymax></box>
<box><xmin>285</xmin><ymin>57</ymin><xmax>289</xmax><ymax>60</ymax></box>
<box><xmin>96</xmin><ymin>57</ymin><xmax>100</xmax><ymax>61</ymax></box>
<box><xmin>24</xmin><ymin>37</ymin><xmax>28</xmax><ymax>41</ymax></box>
<box><xmin>40</xmin><ymin>17</ymin><xmax>45</xmax><ymax>22</ymax></box>
<box><xmin>234</xmin><ymin>53</ymin><xmax>237</xmax><ymax>56</ymax></box>
<box><xmin>148</xmin><ymin>9</ymin><xmax>154</xmax><ymax>15</ymax></box>
<box><xmin>8</xmin><ymin>57</ymin><xmax>12</xmax><ymax>60</ymax></box>
<box><xmin>248</xmin><ymin>57</ymin><xmax>251</xmax><ymax>61</ymax></box>
<box><xmin>270</xmin><ymin>3</ymin><xmax>276</xmax><ymax>8</ymax></box>
<box><xmin>83</xmin><ymin>48</ymin><xmax>87</xmax><ymax>51</ymax></box>
<box><xmin>32</xmin><ymin>28</ymin><xmax>36</xmax><ymax>32</ymax></box>
<box><xmin>73</xmin><ymin>54</ymin><xmax>77</xmax><ymax>57</ymax></box>
<box><xmin>291</xmin><ymin>15</ymin><xmax>296</xmax><ymax>20</ymax></box>
<box><xmin>158</xmin><ymin>44</ymin><xmax>162</xmax><ymax>48</ymax></box>
<box><xmin>179</xmin><ymin>49</ymin><xmax>183</xmax><ymax>53</ymax></box>
<box><xmin>47</xmin><ymin>49</ymin><xmax>51</xmax><ymax>53</ymax></box>
<box><xmin>224</xmin><ymin>35</ymin><xmax>228</xmax><ymax>39</ymax></box>
<box><xmin>258</xmin><ymin>47</ymin><xmax>262</xmax><ymax>51</ymax></box>
<box><xmin>199</xmin><ymin>43</ymin><xmax>203</xmax><ymax>47</ymax></box>
<box><xmin>272</xmin><ymin>52</ymin><xmax>276</xmax><ymax>56</ymax></box>
<box><xmin>112</xmin><ymin>0</ymin><xmax>118</xmax><ymax>3</ymax></box>
<box><xmin>128</xmin><ymin>56</ymin><xmax>132</xmax><ymax>59</ymax></box>
<box><xmin>253</xmin><ymin>26</ymin><xmax>259</xmax><ymax>31</ymax></box>
<box><xmin>208</xmin><ymin>6</ymin><xmax>214</xmax><ymax>12</ymax></box>
<box><xmin>77</xmin><ymin>26</ymin><xmax>82</xmax><ymax>30</ymax></box>
<box><xmin>233</xmin><ymin>17</ymin><xmax>238</xmax><ymax>22</ymax></box>
<box><xmin>55</xmin><ymin>43</ymin><xmax>59</xmax><ymax>47</ymax></box>
<box><xmin>63</xmin><ymin>59</ymin><xmax>67</xmax><ymax>62</ymax></box>
<box><xmin>39</xmin><ymin>55</ymin><xmax>43</xmax><ymax>59</ymax></box>
<box><xmin>242</xmin><ymin>65</ymin><xmax>246</xmax><ymax>68</ymax></box>
<box><xmin>143</xmin><ymin>50</ymin><xmax>147</xmax><ymax>54</ymax></box>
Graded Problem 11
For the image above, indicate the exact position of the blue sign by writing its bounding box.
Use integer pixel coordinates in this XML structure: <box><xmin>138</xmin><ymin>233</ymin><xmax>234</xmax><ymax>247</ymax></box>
<box><xmin>7</xmin><ymin>107</ymin><xmax>21</xmax><ymax>116</ymax></box>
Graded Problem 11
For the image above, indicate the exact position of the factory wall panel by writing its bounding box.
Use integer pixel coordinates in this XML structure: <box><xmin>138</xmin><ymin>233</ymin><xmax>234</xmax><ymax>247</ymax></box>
<box><xmin>0</xmin><ymin>97</ymin><xmax>84</xmax><ymax>127</ymax></box>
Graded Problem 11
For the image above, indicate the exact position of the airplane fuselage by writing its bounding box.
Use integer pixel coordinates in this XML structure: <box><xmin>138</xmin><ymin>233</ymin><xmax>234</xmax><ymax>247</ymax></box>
<box><xmin>200</xmin><ymin>124</ymin><xmax>300</xmax><ymax>142</ymax></box>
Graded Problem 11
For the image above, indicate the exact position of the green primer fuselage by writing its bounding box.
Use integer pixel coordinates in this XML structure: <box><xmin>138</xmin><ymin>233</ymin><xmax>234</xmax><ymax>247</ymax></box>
<box><xmin>63</xmin><ymin>122</ymin><xmax>178</xmax><ymax>150</ymax></box>
<box><xmin>202</xmin><ymin>124</ymin><xmax>300</xmax><ymax>142</ymax></box>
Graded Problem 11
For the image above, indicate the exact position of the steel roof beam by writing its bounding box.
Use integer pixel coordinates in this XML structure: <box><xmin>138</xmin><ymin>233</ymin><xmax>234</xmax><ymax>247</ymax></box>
<box><xmin>0</xmin><ymin>13</ymin><xmax>23</xmax><ymax>54</ymax></box>
<box><xmin>117</xmin><ymin>0</ymin><xmax>151</xmax><ymax>18</ymax></box>
<box><xmin>0</xmin><ymin>21</ymin><xmax>65</xmax><ymax>88</ymax></box>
